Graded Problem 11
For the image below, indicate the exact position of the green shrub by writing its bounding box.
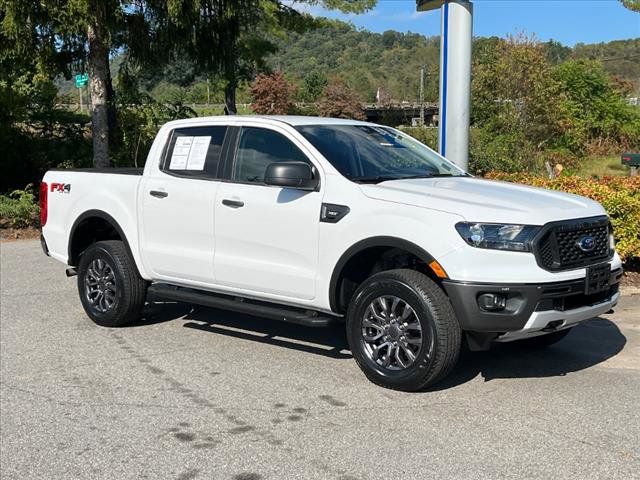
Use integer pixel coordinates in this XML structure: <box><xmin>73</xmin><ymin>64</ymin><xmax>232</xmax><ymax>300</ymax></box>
<box><xmin>402</xmin><ymin>127</ymin><xmax>547</xmax><ymax>174</ymax></box>
<box><xmin>485</xmin><ymin>173</ymin><xmax>640</xmax><ymax>262</ymax></box>
<box><xmin>291</xmin><ymin>103</ymin><xmax>319</xmax><ymax>116</ymax></box>
<box><xmin>553</xmin><ymin>60</ymin><xmax>640</xmax><ymax>153</ymax></box>
<box><xmin>398</xmin><ymin>126</ymin><xmax>438</xmax><ymax>150</ymax></box>
<box><xmin>114</xmin><ymin>101</ymin><xmax>196</xmax><ymax>168</ymax></box>
<box><xmin>0</xmin><ymin>185</ymin><xmax>40</xmax><ymax>228</ymax></box>
<box><xmin>469</xmin><ymin>128</ymin><xmax>542</xmax><ymax>174</ymax></box>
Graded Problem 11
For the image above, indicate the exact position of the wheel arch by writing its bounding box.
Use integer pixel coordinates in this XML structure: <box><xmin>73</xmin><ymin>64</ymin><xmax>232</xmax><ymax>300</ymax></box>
<box><xmin>68</xmin><ymin>210</ymin><xmax>135</xmax><ymax>267</ymax></box>
<box><xmin>329</xmin><ymin>236</ymin><xmax>438</xmax><ymax>314</ymax></box>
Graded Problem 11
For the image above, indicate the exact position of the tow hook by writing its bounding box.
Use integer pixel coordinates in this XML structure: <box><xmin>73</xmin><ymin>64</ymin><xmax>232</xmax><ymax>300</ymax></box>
<box><xmin>542</xmin><ymin>320</ymin><xmax>564</xmax><ymax>332</ymax></box>
<box><xmin>65</xmin><ymin>267</ymin><xmax>77</xmax><ymax>277</ymax></box>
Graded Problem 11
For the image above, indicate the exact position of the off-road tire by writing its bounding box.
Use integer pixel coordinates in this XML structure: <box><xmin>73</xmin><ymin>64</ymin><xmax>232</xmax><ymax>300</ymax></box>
<box><xmin>346</xmin><ymin>269</ymin><xmax>461</xmax><ymax>391</ymax></box>
<box><xmin>77</xmin><ymin>240</ymin><xmax>147</xmax><ymax>327</ymax></box>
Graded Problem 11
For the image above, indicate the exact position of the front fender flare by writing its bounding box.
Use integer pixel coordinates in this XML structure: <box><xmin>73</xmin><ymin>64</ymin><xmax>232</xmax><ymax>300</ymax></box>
<box><xmin>328</xmin><ymin>236</ymin><xmax>437</xmax><ymax>313</ymax></box>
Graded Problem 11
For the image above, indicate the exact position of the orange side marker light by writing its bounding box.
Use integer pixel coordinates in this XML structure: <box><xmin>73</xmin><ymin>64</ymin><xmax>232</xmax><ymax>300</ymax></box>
<box><xmin>428</xmin><ymin>260</ymin><xmax>448</xmax><ymax>279</ymax></box>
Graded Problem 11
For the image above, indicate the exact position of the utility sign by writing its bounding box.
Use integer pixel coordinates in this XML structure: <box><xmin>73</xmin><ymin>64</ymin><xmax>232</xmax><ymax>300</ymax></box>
<box><xmin>75</xmin><ymin>73</ymin><xmax>89</xmax><ymax>113</ymax></box>
<box><xmin>75</xmin><ymin>73</ymin><xmax>89</xmax><ymax>88</ymax></box>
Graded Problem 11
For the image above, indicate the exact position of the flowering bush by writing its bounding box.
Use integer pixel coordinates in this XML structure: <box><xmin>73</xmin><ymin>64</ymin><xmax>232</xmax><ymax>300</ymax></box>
<box><xmin>485</xmin><ymin>173</ymin><xmax>640</xmax><ymax>262</ymax></box>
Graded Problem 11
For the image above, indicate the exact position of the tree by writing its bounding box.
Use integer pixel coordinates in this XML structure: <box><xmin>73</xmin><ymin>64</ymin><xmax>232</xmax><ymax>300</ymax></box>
<box><xmin>1</xmin><ymin>0</ymin><xmax>153</xmax><ymax>167</ymax></box>
<box><xmin>250</xmin><ymin>72</ymin><xmax>296</xmax><ymax>114</ymax></box>
<box><xmin>543</xmin><ymin>39</ymin><xmax>572</xmax><ymax>65</ymax></box>
<box><xmin>382</xmin><ymin>30</ymin><xmax>400</xmax><ymax>48</ymax></box>
<box><xmin>620</xmin><ymin>0</ymin><xmax>640</xmax><ymax>12</ymax></box>
<box><xmin>267</xmin><ymin>19</ymin><xmax>440</xmax><ymax>102</ymax></box>
<box><xmin>85</xmin><ymin>0</ymin><xmax>114</xmax><ymax>167</ymax></box>
<box><xmin>300</xmin><ymin>71</ymin><xmax>328</xmax><ymax>102</ymax></box>
<box><xmin>471</xmin><ymin>35</ymin><xmax>570</xmax><ymax>171</ymax></box>
<box><xmin>159</xmin><ymin>0</ymin><xmax>376</xmax><ymax>115</ymax></box>
<box><xmin>472</xmin><ymin>35</ymin><xmax>568</xmax><ymax>146</ymax></box>
<box><xmin>156</xmin><ymin>0</ymin><xmax>261</xmax><ymax>115</ymax></box>
<box><xmin>0</xmin><ymin>8</ymin><xmax>91</xmax><ymax>191</ymax></box>
<box><xmin>610</xmin><ymin>75</ymin><xmax>635</xmax><ymax>97</ymax></box>
<box><xmin>318</xmin><ymin>78</ymin><xmax>365</xmax><ymax>120</ymax></box>
<box><xmin>554</xmin><ymin>59</ymin><xmax>640</xmax><ymax>149</ymax></box>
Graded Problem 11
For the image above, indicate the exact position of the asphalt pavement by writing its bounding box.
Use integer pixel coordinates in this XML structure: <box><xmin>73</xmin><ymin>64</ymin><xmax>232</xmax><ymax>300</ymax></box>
<box><xmin>1</xmin><ymin>240</ymin><xmax>639</xmax><ymax>480</ymax></box>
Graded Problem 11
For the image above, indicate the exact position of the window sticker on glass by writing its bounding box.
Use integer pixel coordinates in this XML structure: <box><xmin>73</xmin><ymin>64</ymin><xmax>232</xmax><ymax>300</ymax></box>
<box><xmin>169</xmin><ymin>136</ymin><xmax>193</xmax><ymax>169</ymax></box>
<box><xmin>186</xmin><ymin>136</ymin><xmax>210</xmax><ymax>170</ymax></box>
<box><xmin>169</xmin><ymin>136</ymin><xmax>211</xmax><ymax>171</ymax></box>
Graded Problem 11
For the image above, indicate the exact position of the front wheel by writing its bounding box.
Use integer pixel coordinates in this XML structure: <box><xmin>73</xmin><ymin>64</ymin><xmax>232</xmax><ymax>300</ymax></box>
<box><xmin>346</xmin><ymin>269</ymin><xmax>461</xmax><ymax>391</ymax></box>
<box><xmin>77</xmin><ymin>240</ymin><xmax>148</xmax><ymax>327</ymax></box>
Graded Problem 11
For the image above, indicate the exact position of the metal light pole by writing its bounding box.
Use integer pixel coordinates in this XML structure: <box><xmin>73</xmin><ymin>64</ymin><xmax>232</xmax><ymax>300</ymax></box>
<box><xmin>417</xmin><ymin>0</ymin><xmax>473</xmax><ymax>170</ymax></box>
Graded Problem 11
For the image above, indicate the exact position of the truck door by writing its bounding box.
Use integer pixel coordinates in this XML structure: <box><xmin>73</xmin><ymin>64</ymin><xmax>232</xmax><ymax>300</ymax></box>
<box><xmin>213</xmin><ymin>126</ymin><xmax>322</xmax><ymax>300</ymax></box>
<box><xmin>139</xmin><ymin>125</ymin><xmax>227</xmax><ymax>284</ymax></box>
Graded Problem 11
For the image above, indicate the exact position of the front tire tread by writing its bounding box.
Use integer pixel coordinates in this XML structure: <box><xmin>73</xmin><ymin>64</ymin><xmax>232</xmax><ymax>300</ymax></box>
<box><xmin>347</xmin><ymin>269</ymin><xmax>461</xmax><ymax>391</ymax></box>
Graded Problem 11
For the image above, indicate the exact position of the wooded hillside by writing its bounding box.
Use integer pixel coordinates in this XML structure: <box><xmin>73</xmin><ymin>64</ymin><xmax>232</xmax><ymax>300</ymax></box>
<box><xmin>264</xmin><ymin>20</ymin><xmax>640</xmax><ymax>102</ymax></box>
<box><xmin>56</xmin><ymin>20</ymin><xmax>640</xmax><ymax>104</ymax></box>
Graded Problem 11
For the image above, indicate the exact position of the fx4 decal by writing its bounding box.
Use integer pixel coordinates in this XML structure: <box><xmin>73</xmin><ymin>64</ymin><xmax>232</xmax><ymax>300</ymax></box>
<box><xmin>51</xmin><ymin>183</ymin><xmax>71</xmax><ymax>193</ymax></box>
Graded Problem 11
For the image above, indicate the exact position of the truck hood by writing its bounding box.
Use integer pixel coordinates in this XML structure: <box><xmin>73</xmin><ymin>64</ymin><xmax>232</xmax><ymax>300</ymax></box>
<box><xmin>359</xmin><ymin>176</ymin><xmax>605</xmax><ymax>225</ymax></box>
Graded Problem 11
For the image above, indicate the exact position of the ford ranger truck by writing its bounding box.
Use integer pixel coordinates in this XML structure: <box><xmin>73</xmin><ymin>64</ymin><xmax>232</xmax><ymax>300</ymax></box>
<box><xmin>40</xmin><ymin>116</ymin><xmax>623</xmax><ymax>391</ymax></box>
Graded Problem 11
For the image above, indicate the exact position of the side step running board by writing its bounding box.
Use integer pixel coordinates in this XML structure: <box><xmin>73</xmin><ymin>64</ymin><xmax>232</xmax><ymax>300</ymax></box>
<box><xmin>148</xmin><ymin>283</ymin><xmax>338</xmax><ymax>328</ymax></box>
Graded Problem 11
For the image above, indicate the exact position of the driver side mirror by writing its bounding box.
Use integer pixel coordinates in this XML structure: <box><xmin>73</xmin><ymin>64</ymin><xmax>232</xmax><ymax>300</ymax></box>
<box><xmin>264</xmin><ymin>162</ymin><xmax>318</xmax><ymax>191</ymax></box>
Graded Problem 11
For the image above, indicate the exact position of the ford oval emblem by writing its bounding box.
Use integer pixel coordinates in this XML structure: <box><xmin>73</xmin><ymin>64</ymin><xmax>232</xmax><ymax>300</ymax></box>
<box><xmin>577</xmin><ymin>235</ymin><xmax>596</xmax><ymax>252</ymax></box>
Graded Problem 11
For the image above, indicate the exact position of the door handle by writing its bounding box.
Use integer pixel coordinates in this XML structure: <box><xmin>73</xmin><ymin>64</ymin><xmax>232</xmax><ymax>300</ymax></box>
<box><xmin>149</xmin><ymin>190</ymin><xmax>168</xmax><ymax>198</ymax></box>
<box><xmin>222</xmin><ymin>199</ymin><xmax>244</xmax><ymax>208</ymax></box>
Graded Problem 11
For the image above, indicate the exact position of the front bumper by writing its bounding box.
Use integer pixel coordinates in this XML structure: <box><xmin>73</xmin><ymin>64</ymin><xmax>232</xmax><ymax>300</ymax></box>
<box><xmin>441</xmin><ymin>267</ymin><xmax>623</xmax><ymax>336</ymax></box>
<box><xmin>495</xmin><ymin>292</ymin><xmax>619</xmax><ymax>342</ymax></box>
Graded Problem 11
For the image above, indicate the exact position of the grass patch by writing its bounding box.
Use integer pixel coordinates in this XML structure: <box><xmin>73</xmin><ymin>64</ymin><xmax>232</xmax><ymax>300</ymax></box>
<box><xmin>570</xmin><ymin>155</ymin><xmax>630</xmax><ymax>177</ymax></box>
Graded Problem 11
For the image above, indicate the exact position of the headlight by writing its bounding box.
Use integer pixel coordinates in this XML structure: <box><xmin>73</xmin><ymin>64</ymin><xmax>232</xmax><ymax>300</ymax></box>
<box><xmin>455</xmin><ymin>222</ymin><xmax>540</xmax><ymax>252</ymax></box>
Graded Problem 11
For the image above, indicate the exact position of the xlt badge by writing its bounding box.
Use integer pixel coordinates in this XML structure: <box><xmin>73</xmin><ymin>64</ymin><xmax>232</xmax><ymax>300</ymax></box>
<box><xmin>320</xmin><ymin>203</ymin><xmax>350</xmax><ymax>223</ymax></box>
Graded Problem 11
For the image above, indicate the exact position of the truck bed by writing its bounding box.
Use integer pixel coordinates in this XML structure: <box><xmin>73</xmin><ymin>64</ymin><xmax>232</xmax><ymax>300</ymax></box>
<box><xmin>42</xmin><ymin>168</ymin><xmax>144</xmax><ymax>265</ymax></box>
<box><xmin>48</xmin><ymin>168</ymin><xmax>144</xmax><ymax>175</ymax></box>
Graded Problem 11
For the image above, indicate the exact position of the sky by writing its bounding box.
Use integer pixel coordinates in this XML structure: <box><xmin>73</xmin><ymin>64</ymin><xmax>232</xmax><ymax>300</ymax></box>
<box><xmin>293</xmin><ymin>0</ymin><xmax>640</xmax><ymax>46</ymax></box>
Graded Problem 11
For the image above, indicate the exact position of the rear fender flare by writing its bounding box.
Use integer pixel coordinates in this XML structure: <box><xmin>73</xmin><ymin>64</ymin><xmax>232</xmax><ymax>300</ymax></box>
<box><xmin>68</xmin><ymin>209</ymin><xmax>135</xmax><ymax>267</ymax></box>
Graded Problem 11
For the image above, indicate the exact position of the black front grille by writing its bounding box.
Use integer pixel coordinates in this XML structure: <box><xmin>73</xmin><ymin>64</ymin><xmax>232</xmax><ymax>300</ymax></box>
<box><xmin>534</xmin><ymin>216</ymin><xmax>612</xmax><ymax>271</ymax></box>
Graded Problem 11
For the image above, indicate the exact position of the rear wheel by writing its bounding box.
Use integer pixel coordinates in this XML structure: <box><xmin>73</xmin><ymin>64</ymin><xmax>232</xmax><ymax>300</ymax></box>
<box><xmin>518</xmin><ymin>328</ymin><xmax>572</xmax><ymax>348</ymax></box>
<box><xmin>346</xmin><ymin>269</ymin><xmax>461</xmax><ymax>391</ymax></box>
<box><xmin>77</xmin><ymin>240</ymin><xmax>147</xmax><ymax>327</ymax></box>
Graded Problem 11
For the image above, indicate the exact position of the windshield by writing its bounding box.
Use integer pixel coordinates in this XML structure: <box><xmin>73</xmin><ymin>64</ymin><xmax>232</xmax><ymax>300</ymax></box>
<box><xmin>295</xmin><ymin>124</ymin><xmax>466</xmax><ymax>183</ymax></box>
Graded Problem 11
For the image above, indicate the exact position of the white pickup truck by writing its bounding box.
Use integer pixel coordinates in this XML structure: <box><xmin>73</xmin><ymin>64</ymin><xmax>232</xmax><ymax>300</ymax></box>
<box><xmin>41</xmin><ymin>116</ymin><xmax>623</xmax><ymax>390</ymax></box>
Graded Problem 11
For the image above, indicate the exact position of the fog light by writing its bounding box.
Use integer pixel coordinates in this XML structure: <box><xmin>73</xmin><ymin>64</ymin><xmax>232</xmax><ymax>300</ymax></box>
<box><xmin>478</xmin><ymin>293</ymin><xmax>507</xmax><ymax>312</ymax></box>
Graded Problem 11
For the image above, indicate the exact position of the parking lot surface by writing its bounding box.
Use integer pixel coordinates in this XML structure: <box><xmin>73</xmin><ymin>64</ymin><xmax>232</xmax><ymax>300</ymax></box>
<box><xmin>1</xmin><ymin>240</ymin><xmax>639</xmax><ymax>479</ymax></box>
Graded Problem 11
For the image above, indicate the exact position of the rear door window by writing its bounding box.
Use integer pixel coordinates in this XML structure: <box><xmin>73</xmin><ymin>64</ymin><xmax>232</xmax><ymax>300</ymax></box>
<box><xmin>163</xmin><ymin>126</ymin><xmax>227</xmax><ymax>178</ymax></box>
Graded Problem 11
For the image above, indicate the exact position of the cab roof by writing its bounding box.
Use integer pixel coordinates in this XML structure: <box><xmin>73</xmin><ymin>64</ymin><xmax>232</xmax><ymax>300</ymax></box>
<box><xmin>164</xmin><ymin>115</ymin><xmax>375</xmax><ymax>128</ymax></box>
<box><xmin>255</xmin><ymin>115</ymin><xmax>373</xmax><ymax>126</ymax></box>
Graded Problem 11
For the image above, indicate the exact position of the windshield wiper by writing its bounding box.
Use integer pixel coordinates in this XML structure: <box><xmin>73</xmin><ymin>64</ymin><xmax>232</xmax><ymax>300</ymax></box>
<box><xmin>352</xmin><ymin>173</ymin><xmax>463</xmax><ymax>184</ymax></box>
<box><xmin>350</xmin><ymin>175</ymin><xmax>402</xmax><ymax>184</ymax></box>
<box><xmin>399</xmin><ymin>173</ymin><xmax>455</xmax><ymax>179</ymax></box>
